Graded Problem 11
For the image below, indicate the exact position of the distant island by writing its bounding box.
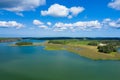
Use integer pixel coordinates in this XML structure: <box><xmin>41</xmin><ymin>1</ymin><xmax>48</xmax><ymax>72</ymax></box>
<box><xmin>0</xmin><ymin>38</ymin><xmax>21</xmax><ymax>43</ymax></box>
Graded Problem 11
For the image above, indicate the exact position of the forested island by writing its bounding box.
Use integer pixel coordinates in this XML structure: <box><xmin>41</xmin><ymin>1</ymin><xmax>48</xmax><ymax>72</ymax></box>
<box><xmin>12</xmin><ymin>42</ymin><xmax>43</xmax><ymax>46</ymax></box>
<box><xmin>15</xmin><ymin>42</ymin><xmax>33</xmax><ymax>46</ymax></box>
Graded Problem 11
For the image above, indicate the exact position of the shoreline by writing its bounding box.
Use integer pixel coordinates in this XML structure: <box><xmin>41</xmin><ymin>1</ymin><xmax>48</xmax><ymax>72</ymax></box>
<box><xmin>8</xmin><ymin>41</ymin><xmax>120</xmax><ymax>60</ymax></box>
<box><xmin>45</xmin><ymin>43</ymin><xmax>120</xmax><ymax>60</ymax></box>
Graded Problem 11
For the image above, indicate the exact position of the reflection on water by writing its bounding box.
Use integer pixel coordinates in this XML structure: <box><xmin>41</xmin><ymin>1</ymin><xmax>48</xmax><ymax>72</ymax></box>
<box><xmin>0</xmin><ymin>40</ymin><xmax>120</xmax><ymax>80</ymax></box>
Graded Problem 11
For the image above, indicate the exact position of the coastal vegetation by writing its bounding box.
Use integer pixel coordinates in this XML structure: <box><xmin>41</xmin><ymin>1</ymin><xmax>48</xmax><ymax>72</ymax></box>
<box><xmin>15</xmin><ymin>42</ymin><xmax>33</xmax><ymax>46</ymax></box>
<box><xmin>45</xmin><ymin>39</ymin><xmax>120</xmax><ymax>60</ymax></box>
<box><xmin>12</xmin><ymin>42</ymin><xmax>43</xmax><ymax>46</ymax></box>
<box><xmin>0</xmin><ymin>38</ymin><xmax>21</xmax><ymax>42</ymax></box>
<box><xmin>1</xmin><ymin>38</ymin><xmax>120</xmax><ymax>60</ymax></box>
<box><xmin>88</xmin><ymin>41</ymin><xmax>99</xmax><ymax>46</ymax></box>
<box><xmin>97</xmin><ymin>40</ymin><xmax>120</xmax><ymax>53</ymax></box>
<box><xmin>97</xmin><ymin>45</ymin><xmax>117</xmax><ymax>53</ymax></box>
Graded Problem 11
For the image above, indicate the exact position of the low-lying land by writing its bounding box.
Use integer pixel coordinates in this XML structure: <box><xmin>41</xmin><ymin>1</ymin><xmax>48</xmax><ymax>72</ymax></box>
<box><xmin>3</xmin><ymin>38</ymin><xmax>120</xmax><ymax>60</ymax></box>
<box><xmin>0</xmin><ymin>38</ymin><xmax>21</xmax><ymax>43</ymax></box>
<box><xmin>45</xmin><ymin>39</ymin><xmax>120</xmax><ymax>60</ymax></box>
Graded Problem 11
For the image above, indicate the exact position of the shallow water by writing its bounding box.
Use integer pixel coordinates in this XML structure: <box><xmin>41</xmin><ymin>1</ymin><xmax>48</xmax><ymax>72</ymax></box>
<box><xmin>0</xmin><ymin>40</ymin><xmax>120</xmax><ymax>80</ymax></box>
<box><xmin>118</xmin><ymin>48</ymin><xmax>120</xmax><ymax>53</ymax></box>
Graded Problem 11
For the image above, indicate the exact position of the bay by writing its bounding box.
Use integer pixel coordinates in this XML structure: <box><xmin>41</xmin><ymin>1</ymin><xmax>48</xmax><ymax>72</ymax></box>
<box><xmin>0</xmin><ymin>40</ymin><xmax>120</xmax><ymax>80</ymax></box>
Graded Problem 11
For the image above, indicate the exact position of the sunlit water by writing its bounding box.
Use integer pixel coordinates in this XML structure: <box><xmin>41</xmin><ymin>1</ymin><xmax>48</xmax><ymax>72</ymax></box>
<box><xmin>0</xmin><ymin>40</ymin><xmax>120</xmax><ymax>80</ymax></box>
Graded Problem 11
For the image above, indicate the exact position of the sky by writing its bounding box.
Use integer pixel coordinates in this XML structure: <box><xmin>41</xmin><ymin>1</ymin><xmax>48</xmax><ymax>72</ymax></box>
<box><xmin>0</xmin><ymin>0</ymin><xmax>120</xmax><ymax>37</ymax></box>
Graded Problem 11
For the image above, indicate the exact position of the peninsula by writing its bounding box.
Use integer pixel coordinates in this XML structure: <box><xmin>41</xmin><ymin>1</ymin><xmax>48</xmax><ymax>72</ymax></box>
<box><xmin>44</xmin><ymin>39</ymin><xmax>120</xmax><ymax>60</ymax></box>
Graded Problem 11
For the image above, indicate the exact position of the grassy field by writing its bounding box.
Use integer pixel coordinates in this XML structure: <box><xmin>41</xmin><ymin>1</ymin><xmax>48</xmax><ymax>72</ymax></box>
<box><xmin>45</xmin><ymin>40</ymin><xmax>120</xmax><ymax>60</ymax></box>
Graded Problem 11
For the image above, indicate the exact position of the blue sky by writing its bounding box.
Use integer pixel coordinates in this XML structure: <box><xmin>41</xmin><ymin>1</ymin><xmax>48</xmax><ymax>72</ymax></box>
<box><xmin>0</xmin><ymin>0</ymin><xmax>120</xmax><ymax>37</ymax></box>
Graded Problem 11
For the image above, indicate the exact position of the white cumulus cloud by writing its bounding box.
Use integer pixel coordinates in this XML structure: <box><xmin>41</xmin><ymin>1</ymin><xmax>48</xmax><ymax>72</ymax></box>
<box><xmin>33</xmin><ymin>19</ymin><xmax>48</xmax><ymax>29</ymax></box>
<box><xmin>0</xmin><ymin>0</ymin><xmax>46</xmax><ymax>16</ymax></box>
<box><xmin>33</xmin><ymin>19</ymin><xmax>44</xmax><ymax>26</ymax></box>
<box><xmin>102</xmin><ymin>18</ymin><xmax>120</xmax><ymax>28</ymax></box>
<box><xmin>47</xmin><ymin>22</ymin><xmax>52</xmax><ymax>26</ymax></box>
<box><xmin>108</xmin><ymin>0</ymin><xmax>120</xmax><ymax>10</ymax></box>
<box><xmin>41</xmin><ymin>4</ymin><xmax>69</xmax><ymax>17</ymax></box>
<box><xmin>70</xmin><ymin>7</ymin><xmax>84</xmax><ymax>16</ymax></box>
<box><xmin>102</xmin><ymin>18</ymin><xmax>111</xmax><ymax>23</ymax></box>
<box><xmin>53</xmin><ymin>20</ymin><xmax>101</xmax><ymax>31</ymax></box>
<box><xmin>0</xmin><ymin>21</ymin><xmax>24</xmax><ymax>29</ymax></box>
<box><xmin>33</xmin><ymin>18</ymin><xmax>120</xmax><ymax>31</ymax></box>
<box><xmin>73</xmin><ymin>20</ymin><xmax>101</xmax><ymax>29</ymax></box>
<box><xmin>41</xmin><ymin>4</ymin><xmax>84</xmax><ymax>18</ymax></box>
<box><xmin>109</xmin><ymin>19</ymin><xmax>120</xmax><ymax>28</ymax></box>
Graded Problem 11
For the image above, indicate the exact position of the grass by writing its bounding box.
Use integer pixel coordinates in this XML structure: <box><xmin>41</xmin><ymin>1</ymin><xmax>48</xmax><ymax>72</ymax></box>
<box><xmin>44</xmin><ymin>42</ymin><xmax>120</xmax><ymax>60</ymax></box>
<box><xmin>45</xmin><ymin>44</ymin><xmax>65</xmax><ymax>50</ymax></box>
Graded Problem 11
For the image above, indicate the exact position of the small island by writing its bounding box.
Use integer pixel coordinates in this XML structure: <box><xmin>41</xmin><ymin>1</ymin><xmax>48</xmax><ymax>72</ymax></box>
<box><xmin>15</xmin><ymin>42</ymin><xmax>33</xmax><ymax>46</ymax></box>
<box><xmin>44</xmin><ymin>39</ymin><xmax>120</xmax><ymax>60</ymax></box>
<box><xmin>11</xmin><ymin>41</ymin><xmax>43</xmax><ymax>46</ymax></box>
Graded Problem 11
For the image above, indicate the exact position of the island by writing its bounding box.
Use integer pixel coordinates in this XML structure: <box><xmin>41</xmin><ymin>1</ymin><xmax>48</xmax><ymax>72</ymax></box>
<box><xmin>15</xmin><ymin>42</ymin><xmax>33</xmax><ymax>46</ymax></box>
<box><xmin>44</xmin><ymin>39</ymin><xmax>120</xmax><ymax>60</ymax></box>
<box><xmin>11</xmin><ymin>41</ymin><xmax>43</xmax><ymax>46</ymax></box>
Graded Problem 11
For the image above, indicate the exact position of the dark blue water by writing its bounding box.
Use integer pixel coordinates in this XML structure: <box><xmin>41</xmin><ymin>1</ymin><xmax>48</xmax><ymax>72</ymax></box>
<box><xmin>0</xmin><ymin>40</ymin><xmax>120</xmax><ymax>80</ymax></box>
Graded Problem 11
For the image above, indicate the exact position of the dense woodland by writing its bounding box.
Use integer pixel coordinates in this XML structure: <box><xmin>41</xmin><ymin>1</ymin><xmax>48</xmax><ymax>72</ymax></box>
<box><xmin>97</xmin><ymin>40</ymin><xmax>120</xmax><ymax>53</ymax></box>
<box><xmin>97</xmin><ymin>45</ymin><xmax>117</xmax><ymax>53</ymax></box>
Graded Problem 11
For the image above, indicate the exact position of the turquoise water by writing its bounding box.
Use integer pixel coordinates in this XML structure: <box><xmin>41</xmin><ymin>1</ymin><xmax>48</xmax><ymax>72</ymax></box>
<box><xmin>0</xmin><ymin>40</ymin><xmax>120</xmax><ymax>80</ymax></box>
